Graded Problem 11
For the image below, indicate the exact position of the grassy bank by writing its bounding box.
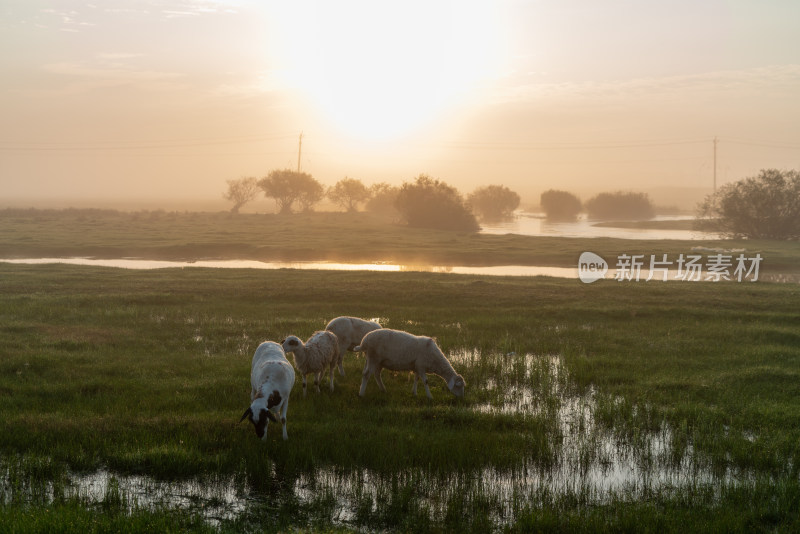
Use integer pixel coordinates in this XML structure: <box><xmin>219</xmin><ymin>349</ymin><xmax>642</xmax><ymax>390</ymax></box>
<box><xmin>1</xmin><ymin>264</ymin><xmax>799</xmax><ymax>531</ymax></box>
<box><xmin>2</xmin><ymin>208</ymin><xmax>799</xmax><ymax>272</ymax></box>
<box><xmin>592</xmin><ymin>219</ymin><xmax>697</xmax><ymax>230</ymax></box>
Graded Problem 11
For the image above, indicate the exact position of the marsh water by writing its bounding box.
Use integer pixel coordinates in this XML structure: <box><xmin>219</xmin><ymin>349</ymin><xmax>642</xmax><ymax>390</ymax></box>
<box><xmin>0</xmin><ymin>257</ymin><xmax>577</xmax><ymax>277</ymax></box>
<box><xmin>481</xmin><ymin>213</ymin><xmax>717</xmax><ymax>240</ymax></box>
<box><xmin>6</xmin><ymin>212</ymin><xmax>796</xmax><ymax>282</ymax></box>
<box><xmin>3</xmin><ymin>257</ymin><xmax>796</xmax><ymax>283</ymax></box>
<box><xmin>1</xmin><ymin>353</ymin><xmax>752</xmax><ymax>529</ymax></box>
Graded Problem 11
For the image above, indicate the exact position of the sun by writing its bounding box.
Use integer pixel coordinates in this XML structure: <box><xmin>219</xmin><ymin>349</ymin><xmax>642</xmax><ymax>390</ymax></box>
<box><xmin>267</xmin><ymin>1</ymin><xmax>504</xmax><ymax>140</ymax></box>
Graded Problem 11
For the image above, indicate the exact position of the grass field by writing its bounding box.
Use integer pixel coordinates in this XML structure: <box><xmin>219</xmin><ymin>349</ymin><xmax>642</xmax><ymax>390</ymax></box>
<box><xmin>592</xmin><ymin>219</ymin><xmax>697</xmax><ymax>230</ymax></box>
<box><xmin>1</xmin><ymin>262</ymin><xmax>799</xmax><ymax>532</ymax></box>
<box><xmin>2</xmin><ymin>208</ymin><xmax>800</xmax><ymax>273</ymax></box>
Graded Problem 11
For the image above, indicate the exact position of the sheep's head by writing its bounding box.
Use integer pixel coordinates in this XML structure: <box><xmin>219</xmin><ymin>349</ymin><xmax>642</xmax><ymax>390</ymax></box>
<box><xmin>239</xmin><ymin>405</ymin><xmax>277</xmax><ymax>440</ymax></box>
<box><xmin>448</xmin><ymin>374</ymin><xmax>466</xmax><ymax>398</ymax></box>
<box><xmin>281</xmin><ymin>335</ymin><xmax>302</xmax><ymax>354</ymax></box>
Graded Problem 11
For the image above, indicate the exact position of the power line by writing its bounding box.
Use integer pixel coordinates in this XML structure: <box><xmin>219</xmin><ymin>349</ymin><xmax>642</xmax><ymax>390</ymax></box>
<box><xmin>3</xmin><ymin>133</ymin><xmax>798</xmax><ymax>155</ymax></box>
<box><xmin>720</xmin><ymin>137</ymin><xmax>800</xmax><ymax>149</ymax></box>
<box><xmin>437</xmin><ymin>138</ymin><xmax>710</xmax><ymax>151</ymax></box>
<box><xmin>0</xmin><ymin>133</ymin><xmax>298</xmax><ymax>152</ymax></box>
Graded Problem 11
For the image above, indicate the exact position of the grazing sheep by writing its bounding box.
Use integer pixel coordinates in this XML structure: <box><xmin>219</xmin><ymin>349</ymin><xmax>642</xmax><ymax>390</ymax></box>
<box><xmin>239</xmin><ymin>341</ymin><xmax>295</xmax><ymax>441</ymax></box>
<box><xmin>355</xmin><ymin>328</ymin><xmax>466</xmax><ymax>399</ymax></box>
<box><xmin>282</xmin><ymin>330</ymin><xmax>339</xmax><ymax>396</ymax></box>
<box><xmin>325</xmin><ymin>316</ymin><xmax>382</xmax><ymax>375</ymax></box>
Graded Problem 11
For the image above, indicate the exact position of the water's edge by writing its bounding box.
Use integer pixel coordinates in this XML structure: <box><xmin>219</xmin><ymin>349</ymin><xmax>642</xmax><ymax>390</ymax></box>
<box><xmin>3</xmin><ymin>258</ymin><xmax>797</xmax><ymax>283</ymax></box>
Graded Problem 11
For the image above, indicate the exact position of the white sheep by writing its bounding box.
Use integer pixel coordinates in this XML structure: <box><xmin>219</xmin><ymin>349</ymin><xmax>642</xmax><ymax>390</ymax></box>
<box><xmin>239</xmin><ymin>341</ymin><xmax>295</xmax><ymax>441</ymax></box>
<box><xmin>281</xmin><ymin>330</ymin><xmax>339</xmax><ymax>396</ymax></box>
<box><xmin>325</xmin><ymin>316</ymin><xmax>382</xmax><ymax>375</ymax></box>
<box><xmin>355</xmin><ymin>328</ymin><xmax>466</xmax><ymax>399</ymax></box>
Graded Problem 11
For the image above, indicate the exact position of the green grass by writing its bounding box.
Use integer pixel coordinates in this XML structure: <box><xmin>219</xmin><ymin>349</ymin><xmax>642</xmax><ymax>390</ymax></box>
<box><xmin>1</xmin><ymin>263</ymin><xmax>799</xmax><ymax>531</ymax></box>
<box><xmin>592</xmin><ymin>219</ymin><xmax>697</xmax><ymax>230</ymax></box>
<box><xmin>2</xmin><ymin>208</ymin><xmax>800</xmax><ymax>272</ymax></box>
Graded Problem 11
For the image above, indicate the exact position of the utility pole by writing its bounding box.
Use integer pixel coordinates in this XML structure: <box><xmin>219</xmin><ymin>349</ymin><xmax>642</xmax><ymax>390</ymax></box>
<box><xmin>297</xmin><ymin>132</ymin><xmax>303</xmax><ymax>173</ymax></box>
<box><xmin>713</xmin><ymin>136</ymin><xmax>718</xmax><ymax>194</ymax></box>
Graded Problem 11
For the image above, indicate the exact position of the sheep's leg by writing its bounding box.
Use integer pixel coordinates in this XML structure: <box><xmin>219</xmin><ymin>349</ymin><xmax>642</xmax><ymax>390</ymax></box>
<box><xmin>419</xmin><ymin>372</ymin><xmax>433</xmax><ymax>399</ymax></box>
<box><xmin>328</xmin><ymin>363</ymin><xmax>335</xmax><ymax>392</ymax></box>
<box><xmin>280</xmin><ymin>399</ymin><xmax>289</xmax><ymax>441</ymax></box>
<box><xmin>302</xmin><ymin>375</ymin><xmax>308</xmax><ymax>397</ymax></box>
<box><xmin>374</xmin><ymin>368</ymin><xmax>387</xmax><ymax>392</ymax></box>
<box><xmin>314</xmin><ymin>372</ymin><xmax>321</xmax><ymax>393</ymax></box>
<box><xmin>337</xmin><ymin>342</ymin><xmax>346</xmax><ymax>376</ymax></box>
<box><xmin>412</xmin><ymin>373</ymin><xmax>419</xmax><ymax>396</ymax></box>
<box><xmin>359</xmin><ymin>361</ymin><xmax>374</xmax><ymax>396</ymax></box>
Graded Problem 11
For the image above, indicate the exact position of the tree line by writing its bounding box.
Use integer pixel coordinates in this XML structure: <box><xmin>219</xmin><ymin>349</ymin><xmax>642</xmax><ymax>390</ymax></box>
<box><xmin>224</xmin><ymin>170</ymin><xmax>520</xmax><ymax>232</ymax></box>
<box><xmin>540</xmin><ymin>168</ymin><xmax>799</xmax><ymax>239</ymax></box>
<box><xmin>225</xmin><ymin>167</ymin><xmax>800</xmax><ymax>239</ymax></box>
<box><xmin>539</xmin><ymin>190</ymin><xmax>654</xmax><ymax>221</ymax></box>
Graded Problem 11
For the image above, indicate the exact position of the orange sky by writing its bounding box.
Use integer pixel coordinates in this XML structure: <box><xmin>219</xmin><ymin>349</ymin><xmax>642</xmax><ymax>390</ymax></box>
<box><xmin>2</xmin><ymin>0</ymin><xmax>799</xmax><ymax>209</ymax></box>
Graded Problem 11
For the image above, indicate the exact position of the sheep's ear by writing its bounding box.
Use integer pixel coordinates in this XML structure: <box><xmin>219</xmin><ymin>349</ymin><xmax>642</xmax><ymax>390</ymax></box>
<box><xmin>239</xmin><ymin>407</ymin><xmax>253</xmax><ymax>423</ymax></box>
<box><xmin>280</xmin><ymin>338</ymin><xmax>286</xmax><ymax>344</ymax></box>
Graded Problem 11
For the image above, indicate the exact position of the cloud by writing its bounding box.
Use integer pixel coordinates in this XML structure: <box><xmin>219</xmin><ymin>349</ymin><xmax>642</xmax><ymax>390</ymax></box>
<box><xmin>158</xmin><ymin>0</ymin><xmax>241</xmax><ymax>18</ymax></box>
<box><xmin>96</xmin><ymin>53</ymin><xmax>145</xmax><ymax>60</ymax></box>
<box><xmin>38</xmin><ymin>6</ymin><xmax>95</xmax><ymax>31</ymax></box>
<box><xmin>162</xmin><ymin>10</ymin><xmax>200</xmax><ymax>18</ymax></box>
<box><xmin>40</xmin><ymin>59</ymin><xmax>185</xmax><ymax>95</ymax></box>
<box><xmin>490</xmin><ymin>65</ymin><xmax>800</xmax><ymax>105</ymax></box>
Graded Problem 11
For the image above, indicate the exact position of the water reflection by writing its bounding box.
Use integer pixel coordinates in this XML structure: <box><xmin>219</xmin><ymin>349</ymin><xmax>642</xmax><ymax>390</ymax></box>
<box><xmin>1</xmin><ymin>353</ymin><xmax>753</xmax><ymax>530</ymax></box>
<box><xmin>481</xmin><ymin>213</ymin><xmax>718</xmax><ymax>241</ymax></box>
<box><xmin>3</xmin><ymin>258</ymin><xmax>798</xmax><ymax>282</ymax></box>
<box><xmin>1</xmin><ymin>258</ymin><xmax>577</xmax><ymax>278</ymax></box>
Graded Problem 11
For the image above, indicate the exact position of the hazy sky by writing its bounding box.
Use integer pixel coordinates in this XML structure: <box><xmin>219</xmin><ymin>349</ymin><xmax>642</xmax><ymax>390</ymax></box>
<box><xmin>2</xmin><ymin>0</ymin><xmax>799</xmax><ymax>208</ymax></box>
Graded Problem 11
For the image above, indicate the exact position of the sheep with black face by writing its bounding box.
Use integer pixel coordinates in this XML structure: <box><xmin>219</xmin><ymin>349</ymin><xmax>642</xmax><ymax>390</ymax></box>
<box><xmin>240</xmin><ymin>341</ymin><xmax>295</xmax><ymax>441</ymax></box>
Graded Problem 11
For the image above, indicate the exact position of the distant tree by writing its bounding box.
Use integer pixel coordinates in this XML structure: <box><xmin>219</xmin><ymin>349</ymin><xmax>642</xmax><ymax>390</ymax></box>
<box><xmin>585</xmin><ymin>191</ymin><xmax>654</xmax><ymax>220</ymax></box>
<box><xmin>468</xmin><ymin>185</ymin><xmax>520</xmax><ymax>222</ymax></box>
<box><xmin>328</xmin><ymin>177</ymin><xmax>370</xmax><ymax>212</ymax></box>
<box><xmin>223</xmin><ymin>176</ymin><xmax>259</xmax><ymax>214</ymax></box>
<box><xmin>540</xmin><ymin>189</ymin><xmax>582</xmax><ymax>220</ymax></box>
<box><xmin>295</xmin><ymin>174</ymin><xmax>324</xmax><ymax>212</ymax></box>
<box><xmin>365</xmin><ymin>182</ymin><xmax>400</xmax><ymax>214</ymax></box>
<box><xmin>394</xmin><ymin>174</ymin><xmax>480</xmax><ymax>232</ymax></box>
<box><xmin>697</xmin><ymin>169</ymin><xmax>800</xmax><ymax>239</ymax></box>
<box><xmin>257</xmin><ymin>169</ymin><xmax>322</xmax><ymax>214</ymax></box>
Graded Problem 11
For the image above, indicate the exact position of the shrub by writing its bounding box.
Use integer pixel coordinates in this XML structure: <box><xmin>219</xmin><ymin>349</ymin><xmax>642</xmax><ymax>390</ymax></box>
<box><xmin>540</xmin><ymin>190</ymin><xmax>582</xmax><ymax>220</ymax></box>
<box><xmin>585</xmin><ymin>191</ymin><xmax>654</xmax><ymax>220</ymax></box>
<box><xmin>697</xmin><ymin>169</ymin><xmax>800</xmax><ymax>239</ymax></box>
<box><xmin>328</xmin><ymin>177</ymin><xmax>370</xmax><ymax>212</ymax></box>
<box><xmin>365</xmin><ymin>183</ymin><xmax>400</xmax><ymax>215</ymax></box>
<box><xmin>467</xmin><ymin>185</ymin><xmax>521</xmax><ymax>222</ymax></box>
<box><xmin>394</xmin><ymin>175</ymin><xmax>480</xmax><ymax>232</ymax></box>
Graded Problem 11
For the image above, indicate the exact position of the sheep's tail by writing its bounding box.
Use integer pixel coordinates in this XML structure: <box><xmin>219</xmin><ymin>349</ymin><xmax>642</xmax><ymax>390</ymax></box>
<box><xmin>353</xmin><ymin>344</ymin><xmax>363</xmax><ymax>352</ymax></box>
